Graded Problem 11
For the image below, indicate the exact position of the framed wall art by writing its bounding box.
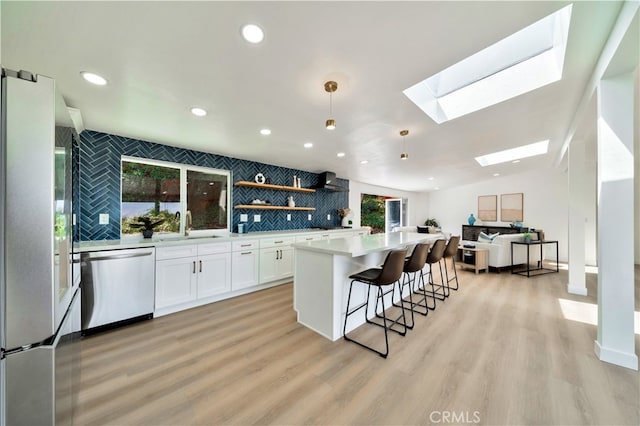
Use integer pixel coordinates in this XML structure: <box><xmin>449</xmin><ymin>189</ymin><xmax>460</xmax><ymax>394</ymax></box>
<box><xmin>477</xmin><ymin>195</ymin><xmax>497</xmax><ymax>221</ymax></box>
<box><xmin>501</xmin><ymin>192</ymin><xmax>523</xmax><ymax>222</ymax></box>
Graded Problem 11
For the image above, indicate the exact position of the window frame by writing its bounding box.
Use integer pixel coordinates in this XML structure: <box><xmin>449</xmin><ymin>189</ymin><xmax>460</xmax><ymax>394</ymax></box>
<box><xmin>120</xmin><ymin>156</ymin><xmax>231</xmax><ymax>240</ymax></box>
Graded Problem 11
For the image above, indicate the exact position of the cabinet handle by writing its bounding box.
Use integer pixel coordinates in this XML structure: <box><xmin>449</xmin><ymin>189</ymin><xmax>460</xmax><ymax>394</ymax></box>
<box><xmin>192</xmin><ymin>261</ymin><xmax>196</xmax><ymax>274</ymax></box>
<box><xmin>241</xmin><ymin>251</ymin><xmax>252</xmax><ymax>255</ymax></box>
<box><xmin>199</xmin><ymin>260</ymin><xmax>203</xmax><ymax>273</ymax></box>
<box><xmin>274</xmin><ymin>240</ymin><xmax>283</xmax><ymax>244</ymax></box>
<box><xmin>241</xmin><ymin>244</ymin><xmax>251</xmax><ymax>247</ymax></box>
<box><xmin>278</xmin><ymin>249</ymin><xmax>282</xmax><ymax>260</ymax></box>
<box><xmin>305</xmin><ymin>238</ymin><xmax>313</xmax><ymax>241</ymax></box>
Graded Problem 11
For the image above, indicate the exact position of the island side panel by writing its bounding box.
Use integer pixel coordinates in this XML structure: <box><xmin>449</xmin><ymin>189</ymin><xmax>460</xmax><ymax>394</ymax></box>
<box><xmin>294</xmin><ymin>249</ymin><xmax>336</xmax><ymax>340</ymax></box>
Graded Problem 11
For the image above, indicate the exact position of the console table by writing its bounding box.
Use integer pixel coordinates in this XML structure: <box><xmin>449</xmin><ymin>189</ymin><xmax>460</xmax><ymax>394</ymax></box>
<box><xmin>510</xmin><ymin>240</ymin><xmax>559</xmax><ymax>277</ymax></box>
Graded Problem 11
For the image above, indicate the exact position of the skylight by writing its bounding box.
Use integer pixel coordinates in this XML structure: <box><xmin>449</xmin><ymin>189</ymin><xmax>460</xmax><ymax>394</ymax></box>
<box><xmin>404</xmin><ymin>4</ymin><xmax>572</xmax><ymax>123</ymax></box>
<box><xmin>475</xmin><ymin>140</ymin><xmax>549</xmax><ymax>166</ymax></box>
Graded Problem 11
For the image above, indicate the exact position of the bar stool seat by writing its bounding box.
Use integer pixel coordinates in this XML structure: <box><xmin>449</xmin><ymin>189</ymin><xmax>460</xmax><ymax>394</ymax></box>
<box><xmin>343</xmin><ymin>248</ymin><xmax>408</xmax><ymax>358</ymax></box>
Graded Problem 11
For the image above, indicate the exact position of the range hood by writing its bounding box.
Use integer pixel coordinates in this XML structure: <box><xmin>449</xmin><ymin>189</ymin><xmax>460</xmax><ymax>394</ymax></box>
<box><xmin>315</xmin><ymin>171</ymin><xmax>348</xmax><ymax>192</ymax></box>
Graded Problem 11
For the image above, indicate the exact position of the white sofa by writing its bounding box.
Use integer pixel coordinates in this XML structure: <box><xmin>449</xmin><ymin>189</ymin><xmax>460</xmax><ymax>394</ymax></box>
<box><xmin>461</xmin><ymin>233</ymin><xmax>541</xmax><ymax>270</ymax></box>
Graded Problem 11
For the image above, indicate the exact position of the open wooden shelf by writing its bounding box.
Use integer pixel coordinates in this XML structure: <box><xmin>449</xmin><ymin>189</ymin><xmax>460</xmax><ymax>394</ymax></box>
<box><xmin>234</xmin><ymin>181</ymin><xmax>316</xmax><ymax>193</ymax></box>
<box><xmin>234</xmin><ymin>205</ymin><xmax>316</xmax><ymax>211</ymax></box>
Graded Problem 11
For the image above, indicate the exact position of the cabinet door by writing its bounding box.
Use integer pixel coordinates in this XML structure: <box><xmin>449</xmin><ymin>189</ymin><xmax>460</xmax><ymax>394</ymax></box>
<box><xmin>276</xmin><ymin>246</ymin><xmax>294</xmax><ymax>280</ymax></box>
<box><xmin>155</xmin><ymin>257</ymin><xmax>197</xmax><ymax>309</ymax></box>
<box><xmin>232</xmin><ymin>250</ymin><xmax>259</xmax><ymax>290</ymax></box>
<box><xmin>259</xmin><ymin>247</ymin><xmax>279</xmax><ymax>284</ymax></box>
<box><xmin>197</xmin><ymin>252</ymin><xmax>231</xmax><ymax>298</ymax></box>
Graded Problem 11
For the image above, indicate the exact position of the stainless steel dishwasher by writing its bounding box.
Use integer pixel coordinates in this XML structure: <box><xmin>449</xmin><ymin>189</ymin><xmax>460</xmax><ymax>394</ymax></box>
<box><xmin>81</xmin><ymin>247</ymin><xmax>155</xmax><ymax>332</ymax></box>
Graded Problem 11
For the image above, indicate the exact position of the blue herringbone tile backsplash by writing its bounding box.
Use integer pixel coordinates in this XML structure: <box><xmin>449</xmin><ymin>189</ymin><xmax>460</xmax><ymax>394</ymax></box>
<box><xmin>77</xmin><ymin>130</ymin><xmax>348</xmax><ymax>240</ymax></box>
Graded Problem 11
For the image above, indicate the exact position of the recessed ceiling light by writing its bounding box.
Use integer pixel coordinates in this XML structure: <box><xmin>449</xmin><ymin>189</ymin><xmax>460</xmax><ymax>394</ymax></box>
<box><xmin>303</xmin><ymin>142</ymin><xmax>313</xmax><ymax>148</ymax></box>
<box><xmin>360</xmin><ymin>160</ymin><xmax>369</xmax><ymax>165</ymax></box>
<box><xmin>190</xmin><ymin>107</ymin><xmax>207</xmax><ymax>117</ymax></box>
<box><xmin>512</xmin><ymin>159</ymin><xmax>521</xmax><ymax>163</ymax></box>
<box><xmin>434</xmin><ymin>187</ymin><xmax>440</xmax><ymax>190</ymax></box>
<box><xmin>493</xmin><ymin>173</ymin><xmax>500</xmax><ymax>177</ymax></box>
<box><xmin>428</xmin><ymin>176</ymin><xmax>435</xmax><ymax>180</ymax></box>
<box><xmin>475</xmin><ymin>140</ymin><xmax>549</xmax><ymax>166</ymax></box>
<box><xmin>337</xmin><ymin>152</ymin><xmax>345</xmax><ymax>157</ymax></box>
<box><xmin>241</xmin><ymin>24</ymin><xmax>264</xmax><ymax>44</ymax></box>
<box><xmin>80</xmin><ymin>71</ymin><xmax>107</xmax><ymax>86</ymax></box>
<box><xmin>260</xmin><ymin>128</ymin><xmax>271</xmax><ymax>136</ymax></box>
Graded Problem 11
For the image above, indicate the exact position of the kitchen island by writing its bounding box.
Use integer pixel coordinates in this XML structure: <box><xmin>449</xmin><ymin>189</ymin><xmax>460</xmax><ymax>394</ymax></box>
<box><xmin>292</xmin><ymin>232</ymin><xmax>442</xmax><ymax>341</ymax></box>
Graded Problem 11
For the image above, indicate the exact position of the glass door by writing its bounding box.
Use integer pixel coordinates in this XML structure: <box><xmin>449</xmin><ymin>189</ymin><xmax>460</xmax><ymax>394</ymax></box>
<box><xmin>385</xmin><ymin>198</ymin><xmax>402</xmax><ymax>233</ymax></box>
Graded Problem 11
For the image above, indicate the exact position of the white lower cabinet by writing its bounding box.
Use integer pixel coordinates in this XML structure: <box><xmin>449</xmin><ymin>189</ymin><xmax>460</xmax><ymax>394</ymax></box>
<box><xmin>231</xmin><ymin>240</ymin><xmax>259</xmax><ymax>290</ymax></box>
<box><xmin>259</xmin><ymin>246</ymin><xmax>294</xmax><ymax>283</ymax></box>
<box><xmin>259</xmin><ymin>237</ymin><xmax>295</xmax><ymax>284</ymax></box>
<box><xmin>156</xmin><ymin>256</ymin><xmax>198</xmax><ymax>309</ymax></box>
<box><xmin>197</xmin><ymin>252</ymin><xmax>232</xmax><ymax>298</ymax></box>
<box><xmin>155</xmin><ymin>242</ymin><xmax>231</xmax><ymax>310</ymax></box>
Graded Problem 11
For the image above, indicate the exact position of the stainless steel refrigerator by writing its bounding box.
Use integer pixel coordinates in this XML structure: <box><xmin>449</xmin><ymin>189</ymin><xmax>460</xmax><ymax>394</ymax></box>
<box><xmin>1</xmin><ymin>69</ymin><xmax>81</xmax><ymax>425</ymax></box>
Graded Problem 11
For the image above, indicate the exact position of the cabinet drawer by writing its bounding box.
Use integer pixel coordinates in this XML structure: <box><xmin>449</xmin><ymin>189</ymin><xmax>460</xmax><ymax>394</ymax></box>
<box><xmin>156</xmin><ymin>244</ymin><xmax>198</xmax><ymax>260</ymax></box>
<box><xmin>295</xmin><ymin>234</ymin><xmax>322</xmax><ymax>242</ymax></box>
<box><xmin>232</xmin><ymin>239</ymin><xmax>258</xmax><ymax>251</ymax></box>
<box><xmin>260</xmin><ymin>236</ymin><xmax>295</xmax><ymax>248</ymax></box>
<box><xmin>198</xmin><ymin>241</ymin><xmax>232</xmax><ymax>255</ymax></box>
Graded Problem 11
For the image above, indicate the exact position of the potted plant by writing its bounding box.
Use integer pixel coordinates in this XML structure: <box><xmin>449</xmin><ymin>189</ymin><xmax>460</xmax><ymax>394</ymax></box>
<box><xmin>130</xmin><ymin>216</ymin><xmax>164</xmax><ymax>239</ymax></box>
<box><xmin>523</xmin><ymin>232</ymin><xmax>533</xmax><ymax>243</ymax></box>
<box><xmin>424</xmin><ymin>218</ymin><xmax>440</xmax><ymax>227</ymax></box>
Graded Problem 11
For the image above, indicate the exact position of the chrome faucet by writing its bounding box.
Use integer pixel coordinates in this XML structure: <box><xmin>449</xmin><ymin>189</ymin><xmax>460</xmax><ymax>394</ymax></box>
<box><xmin>185</xmin><ymin>210</ymin><xmax>192</xmax><ymax>236</ymax></box>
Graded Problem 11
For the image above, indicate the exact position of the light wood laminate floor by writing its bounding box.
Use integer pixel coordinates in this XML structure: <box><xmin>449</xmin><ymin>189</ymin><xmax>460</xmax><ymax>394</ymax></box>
<box><xmin>75</xmin><ymin>264</ymin><xmax>640</xmax><ymax>425</ymax></box>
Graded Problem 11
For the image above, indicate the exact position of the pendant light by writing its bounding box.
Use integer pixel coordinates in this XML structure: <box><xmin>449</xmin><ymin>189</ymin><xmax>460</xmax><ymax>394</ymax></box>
<box><xmin>400</xmin><ymin>129</ymin><xmax>409</xmax><ymax>160</ymax></box>
<box><xmin>324</xmin><ymin>81</ymin><xmax>338</xmax><ymax>130</ymax></box>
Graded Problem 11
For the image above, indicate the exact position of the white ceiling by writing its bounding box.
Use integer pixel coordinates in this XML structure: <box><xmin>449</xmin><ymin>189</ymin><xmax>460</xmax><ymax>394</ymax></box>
<box><xmin>1</xmin><ymin>1</ymin><xmax>625</xmax><ymax>191</ymax></box>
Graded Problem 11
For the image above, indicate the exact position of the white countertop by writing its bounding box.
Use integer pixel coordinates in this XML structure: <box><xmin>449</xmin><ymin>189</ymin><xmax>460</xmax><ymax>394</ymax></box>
<box><xmin>292</xmin><ymin>231</ymin><xmax>441</xmax><ymax>257</ymax></box>
<box><xmin>76</xmin><ymin>227</ymin><xmax>368</xmax><ymax>252</ymax></box>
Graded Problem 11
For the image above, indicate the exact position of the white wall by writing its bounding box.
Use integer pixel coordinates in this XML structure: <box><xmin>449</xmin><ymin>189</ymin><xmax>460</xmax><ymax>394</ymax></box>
<box><xmin>348</xmin><ymin>180</ymin><xmax>425</xmax><ymax>228</ymax></box>
<box><xmin>635</xmin><ymin>69</ymin><xmax>639</xmax><ymax>265</ymax></box>
<box><xmin>424</xmin><ymin>168</ymin><xmax>573</xmax><ymax>262</ymax></box>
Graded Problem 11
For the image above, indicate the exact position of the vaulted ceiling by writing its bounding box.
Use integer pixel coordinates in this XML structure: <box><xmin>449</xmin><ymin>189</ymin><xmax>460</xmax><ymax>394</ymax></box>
<box><xmin>1</xmin><ymin>1</ymin><xmax>627</xmax><ymax>191</ymax></box>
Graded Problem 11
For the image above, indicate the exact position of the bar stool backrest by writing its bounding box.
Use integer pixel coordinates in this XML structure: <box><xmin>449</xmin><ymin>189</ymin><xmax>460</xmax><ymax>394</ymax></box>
<box><xmin>443</xmin><ymin>236</ymin><xmax>461</xmax><ymax>258</ymax></box>
<box><xmin>426</xmin><ymin>239</ymin><xmax>447</xmax><ymax>264</ymax></box>
<box><xmin>405</xmin><ymin>243</ymin><xmax>429</xmax><ymax>273</ymax></box>
<box><xmin>376</xmin><ymin>249</ymin><xmax>408</xmax><ymax>286</ymax></box>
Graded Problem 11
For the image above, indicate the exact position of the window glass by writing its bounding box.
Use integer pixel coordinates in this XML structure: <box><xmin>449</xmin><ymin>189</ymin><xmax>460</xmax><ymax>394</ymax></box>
<box><xmin>121</xmin><ymin>161</ymin><xmax>181</xmax><ymax>235</ymax></box>
<box><xmin>187</xmin><ymin>169</ymin><xmax>228</xmax><ymax>230</ymax></box>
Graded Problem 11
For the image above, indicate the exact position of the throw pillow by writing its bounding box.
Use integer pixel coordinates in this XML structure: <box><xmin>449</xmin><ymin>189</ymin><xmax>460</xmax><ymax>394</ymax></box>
<box><xmin>416</xmin><ymin>226</ymin><xmax>428</xmax><ymax>234</ymax></box>
<box><xmin>427</xmin><ymin>226</ymin><xmax>441</xmax><ymax>234</ymax></box>
<box><xmin>478</xmin><ymin>231</ymin><xmax>500</xmax><ymax>243</ymax></box>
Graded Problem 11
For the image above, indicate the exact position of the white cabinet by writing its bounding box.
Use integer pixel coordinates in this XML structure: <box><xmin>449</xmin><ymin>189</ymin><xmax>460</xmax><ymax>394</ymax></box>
<box><xmin>197</xmin><ymin>252</ymin><xmax>232</xmax><ymax>298</ymax></box>
<box><xmin>156</xmin><ymin>256</ymin><xmax>198</xmax><ymax>309</ymax></box>
<box><xmin>231</xmin><ymin>240</ymin><xmax>259</xmax><ymax>290</ymax></box>
<box><xmin>155</xmin><ymin>242</ymin><xmax>231</xmax><ymax>310</ymax></box>
<box><xmin>259</xmin><ymin>237</ymin><xmax>295</xmax><ymax>284</ymax></box>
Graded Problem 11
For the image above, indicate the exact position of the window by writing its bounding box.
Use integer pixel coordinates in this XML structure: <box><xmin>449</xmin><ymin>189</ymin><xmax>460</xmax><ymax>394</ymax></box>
<box><xmin>186</xmin><ymin>168</ymin><xmax>228</xmax><ymax>231</ymax></box>
<box><xmin>121</xmin><ymin>157</ymin><xmax>230</xmax><ymax>237</ymax></box>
